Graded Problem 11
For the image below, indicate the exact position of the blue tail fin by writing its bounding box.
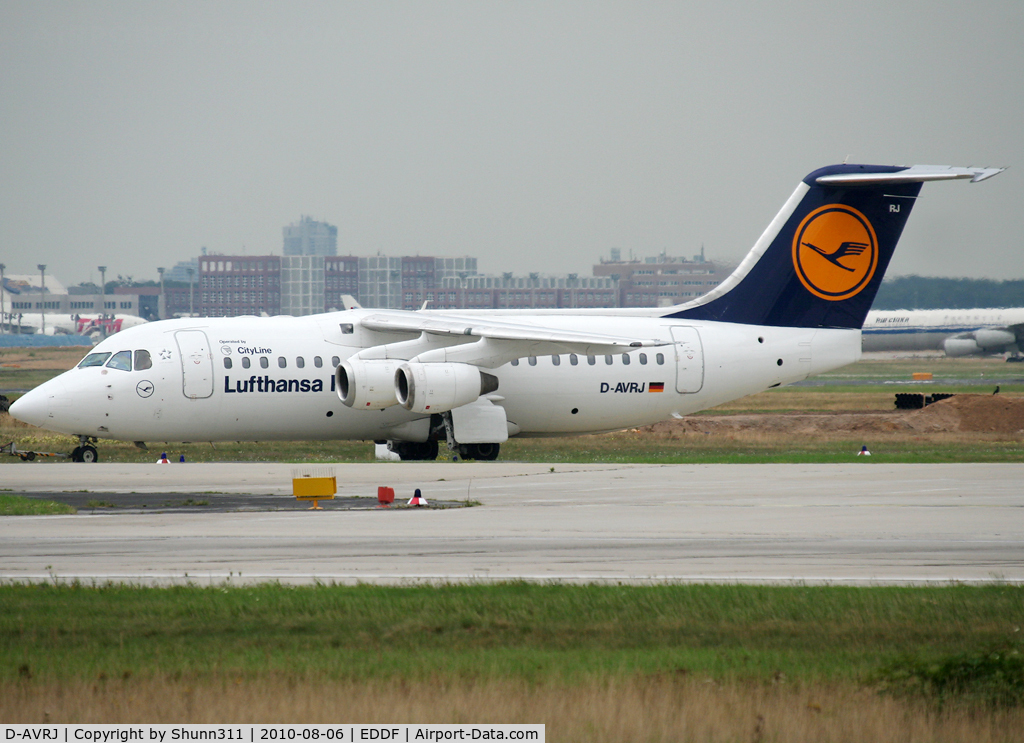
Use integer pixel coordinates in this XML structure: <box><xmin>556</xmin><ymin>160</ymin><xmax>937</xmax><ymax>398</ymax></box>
<box><xmin>665</xmin><ymin>164</ymin><xmax>1004</xmax><ymax>329</ymax></box>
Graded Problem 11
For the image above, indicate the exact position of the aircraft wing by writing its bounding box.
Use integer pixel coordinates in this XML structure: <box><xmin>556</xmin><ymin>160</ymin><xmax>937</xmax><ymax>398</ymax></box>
<box><xmin>355</xmin><ymin>311</ymin><xmax>670</xmax><ymax>368</ymax></box>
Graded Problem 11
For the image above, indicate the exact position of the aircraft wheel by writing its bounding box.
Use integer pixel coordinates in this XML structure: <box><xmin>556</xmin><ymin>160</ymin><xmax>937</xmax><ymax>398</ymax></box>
<box><xmin>461</xmin><ymin>443</ymin><xmax>500</xmax><ymax>461</ymax></box>
<box><xmin>80</xmin><ymin>445</ymin><xmax>99</xmax><ymax>463</ymax></box>
<box><xmin>70</xmin><ymin>446</ymin><xmax>83</xmax><ymax>462</ymax></box>
<box><xmin>394</xmin><ymin>441</ymin><xmax>439</xmax><ymax>461</ymax></box>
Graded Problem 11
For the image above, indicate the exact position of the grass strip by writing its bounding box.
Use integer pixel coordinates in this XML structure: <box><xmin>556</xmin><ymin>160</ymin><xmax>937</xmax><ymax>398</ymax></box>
<box><xmin>2</xmin><ymin>583</ymin><xmax>1021</xmax><ymax>687</ymax></box>
<box><xmin>0</xmin><ymin>495</ymin><xmax>76</xmax><ymax>515</ymax></box>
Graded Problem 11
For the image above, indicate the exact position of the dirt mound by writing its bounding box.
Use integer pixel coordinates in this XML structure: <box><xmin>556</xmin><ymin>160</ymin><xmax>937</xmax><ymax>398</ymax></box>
<box><xmin>638</xmin><ymin>394</ymin><xmax>1024</xmax><ymax>439</ymax></box>
<box><xmin>908</xmin><ymin>393</ymin><xmax>1024</xmax><ymax>434</ymax></box>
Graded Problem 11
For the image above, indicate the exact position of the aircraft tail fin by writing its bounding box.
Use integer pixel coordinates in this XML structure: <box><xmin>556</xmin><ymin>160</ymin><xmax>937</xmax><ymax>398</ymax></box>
<box><xmin>666</xmin><ymin>164</ymin><xmax>1004</xmax><ymax>329</ymax></box>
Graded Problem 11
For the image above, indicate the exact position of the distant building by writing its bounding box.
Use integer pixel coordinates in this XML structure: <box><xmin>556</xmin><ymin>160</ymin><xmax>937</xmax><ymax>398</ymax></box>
<box><xmin>593</xmin><ymin>250</ymin><xmax>730</xmax><ymax>307</ymax></box>
<box><xmin>177</xmin><ymin>248</ymin><xmax>728</xmax><ymax>317</ymax></box>
<box><xmin>167</xmin><ymin>257</ymin><xmax>200</xmax><ymax>284</ymax></box>
<box><xmin>324</xmin><ymin>257</ymin><xmax>360</xmax><ymax>311</ymax></box>
<box><xmin>280</xmin><ymin>256</ymin><xmax>326</xmax><ymax>316</ymax></box>
<box><xmin>283</xmin><ymin>216</ymin><xmax>337</xmax><ymax>257</ymax></box>
<box><xmin>358</xmin><ymin>255</ymin><xmax>478</xmax><ymax>310</ymax></box>
<box><xmin>436</xmin><ymin>273</ymin><xmax>617</xmax><ymax>311</ymax></box>
<box><xmin>198</xmin><ymin>255</ymin><xmax>281</xmax><ymax>317</ymax></box>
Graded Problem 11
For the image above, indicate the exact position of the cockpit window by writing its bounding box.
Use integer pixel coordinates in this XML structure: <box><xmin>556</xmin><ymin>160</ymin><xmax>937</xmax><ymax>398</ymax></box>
<box><xmin>106</xmin><ymin>350</ymin><xmax>132</xmax><ymax>371</ymax></box>
<box><xmin>134</xmin><ymin>350</ymin><xmax>153</xmax><ymax>371</ymax></box>
<box><xmin>79</xmin><ymin>352</ymin><xmax>111</xmax><ymax>368</ymax></box>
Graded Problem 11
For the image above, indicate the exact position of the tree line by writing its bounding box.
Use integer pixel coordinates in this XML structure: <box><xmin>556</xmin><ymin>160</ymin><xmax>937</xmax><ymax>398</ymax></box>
<box><xmin>872</xmin><ymin>276</ymin><xmax>1024</xmax><ymax>310</ymax></box>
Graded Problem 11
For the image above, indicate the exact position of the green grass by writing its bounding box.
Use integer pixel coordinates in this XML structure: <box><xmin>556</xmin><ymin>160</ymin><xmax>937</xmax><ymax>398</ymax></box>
<box><xmin>1</xmin><ymin>427</ymin><xmax>1022</xmax><ymax>464</ymax></box>
<box><xmin>1</xmin><ymin>583</ymin><xmax>1021</xmax><ymax>687</ymax></box>
<box><xmin>500</xmin><ymin>437</ymin><xmax>1024</xmax><ymax>464</ymax></box>
<box><xmin>0</xmin><ymin>494</ymin><xmax>76</xmax><ymax>515</ymax></box>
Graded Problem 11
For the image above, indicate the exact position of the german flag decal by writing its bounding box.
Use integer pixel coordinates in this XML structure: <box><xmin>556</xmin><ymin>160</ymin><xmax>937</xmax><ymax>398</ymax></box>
<box><xmin>649</xmin><ymin>382</ymin><xmax>665</xmax><ymax>393</ymax></box>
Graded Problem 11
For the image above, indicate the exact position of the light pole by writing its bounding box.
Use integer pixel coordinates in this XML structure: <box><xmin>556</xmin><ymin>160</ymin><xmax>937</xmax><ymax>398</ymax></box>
<box><xmin>157</xmin><ymin>267</ymin><xmax>165</xmax><ymax>320</ymax></box>
<box><xmin>37</xmin><ymin>264</ymin><xmax>46</xmax><ymax>335</ymax></box>
<box><xmin>97</xmin><ymin>266</ymin><xmax>107</xmax><ymax>315</ymax></box>
<box><xmin>0</xmin><ymin>262</ymin><xmax>6</xmax><ymax>334</ymax></box>
<box><xmin>187</xmin><ymin>267</ymin><xmax>194</xmax><ymax>317</ymax></box>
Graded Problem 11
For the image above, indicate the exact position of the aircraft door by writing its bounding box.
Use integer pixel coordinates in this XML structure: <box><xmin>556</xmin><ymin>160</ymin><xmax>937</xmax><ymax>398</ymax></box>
<box><xmin>670</xmin><ymin>326</ymin><xmax>704</xmax><ymax>393</ymax></box>
<box><xmin>175</xmin><ymin>330</ymin><xmax>214</xmax><ymax>399</ymax></box>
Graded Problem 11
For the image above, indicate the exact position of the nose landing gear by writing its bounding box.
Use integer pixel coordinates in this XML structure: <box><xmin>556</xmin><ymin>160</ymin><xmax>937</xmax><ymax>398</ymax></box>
<box><xmin>70</xmin><ymin>436</ymin><xmax>100</xmax><ymax>463</ymax></box>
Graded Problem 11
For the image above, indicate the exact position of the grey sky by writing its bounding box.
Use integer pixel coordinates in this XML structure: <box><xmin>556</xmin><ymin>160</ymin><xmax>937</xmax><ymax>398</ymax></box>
<box><xmin>2</xmin><ymin>1</ymin><xmax>1022</xmax><ymax>288</ymax></box>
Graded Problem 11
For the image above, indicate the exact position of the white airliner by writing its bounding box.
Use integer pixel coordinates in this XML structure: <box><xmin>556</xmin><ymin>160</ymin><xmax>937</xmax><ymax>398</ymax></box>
<box><xmin>863</xmin><ymin>308</ymin><xmax>1024</xmax><ymax>357</ymax></box>
<box><xmin>1</xmin><ymin>311</ymin><xmax>147</xmax><ymax>339</ymax></box>
<box><xmin>9</xmin><ymin>163</ymin><xmax>1004</xmax><ymax>462</ymax></box>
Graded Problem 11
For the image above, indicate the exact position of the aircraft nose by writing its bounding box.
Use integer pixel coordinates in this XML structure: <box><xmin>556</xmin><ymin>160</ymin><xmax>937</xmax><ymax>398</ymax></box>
<box><xmin>8</xmin><ymin>382</ymin><xmax>61</xmax><ymax>428</ymax></box>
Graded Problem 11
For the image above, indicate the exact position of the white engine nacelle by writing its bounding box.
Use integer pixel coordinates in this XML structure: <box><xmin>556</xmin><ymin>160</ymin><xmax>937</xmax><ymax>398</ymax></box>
<box><xmin>942</xmin><ymin>338</ymin><xmax>982</xmax><ymax>357</ymax></box>
<box><xmin>395</xmin><ymin>362</ymin><xmax>498</xmax><ymax>414</ymax></box>
<box><xmin>974</xmin><ymin>329</ymin><xmax>1017</xmax><ymax>350</ymax></box>
<box><xmin>337</xmin><ymin>359</ymin><xmax>401</xmax><ymax>409</ymax></box>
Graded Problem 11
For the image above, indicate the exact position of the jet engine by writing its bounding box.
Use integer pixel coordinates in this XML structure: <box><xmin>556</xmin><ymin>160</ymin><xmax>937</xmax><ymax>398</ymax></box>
<box><xmin>395</xmin><ymin>362</ymin><xmax>499</xmax><ymax>414</ymax></box>
<box><xmin>942</xmin><ymin>338</ymin><xmax>982</xmax><ymax>357</ymax></box>
<box><xmin>974</xmin><ymin>329</ymin><xmax>1017</xmax><ymax>350</ymax></box>
<box><xmin>943</xmin><ymin>329</ymin><xmax>1017</xmax><ymax>357</ymax></box>
<box><xmin>337</xmin><ymin>359</ymin><xmax>401</xmax><ymax>409</ymax></box>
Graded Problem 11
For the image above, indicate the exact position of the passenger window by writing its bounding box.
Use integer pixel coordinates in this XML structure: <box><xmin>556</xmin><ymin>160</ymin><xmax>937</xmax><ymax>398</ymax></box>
<box><xmin>331</xmin><ymin>356</ymin><xmax>340</xmax><ymax>368</ymax></box>
<box><xmin>223</xmin><ymin>357</ymin><xmax>233</xmax><ymax>369</ymax></box>
<box><xmin>569</xmin><ymin>354</ymin><xmax>578</xmax><ymax>366</ymax></box>
<box><xmin>106</xmin><ymin>350</ymin><xmax>132</xmax><ymax>371</ymax></box>
<box><xmin>621</xmin><ymin>354</ymin><xmax>631</xmax><ymax>365</ymax></box>
<box><xmin>314</xmin><ymin>356</ymin><xmax>323</xmax><ymax>368</ymax></box>
<box><xmin>605</xmin><ymin>355</ymin><xmax>613</xmax><ymax>365</ymax></box>
<box><xmin>79</xmin><ymin>352</ymin><xmax>111</xmax><ymax>368</ymax></box>
<box><xmin>551</xmin><ymin>355</ymin><xmax>560</xmax><ymax>366</ymax></box>
<box><xmin>587</xmin><ymin>355</ymin><xmax>596</xmax><ymax>365</ymax></box>
<box><xmin>278</xmin><ymin>357</ymin><xmax>287</xmax><ymax>368</ymax></box>
<box><xmin>296</xmin><ymin>356</ymin><xmax>305</xmax><ymax>369</ymax></box>
<box><xmin>242</xmin><ymin>357</ymin><xmax>251</xmax><ymax>369</ymax></box>
<box><xmin>656</xmin><ymin>353</ymin><xmax>665</xmax><ymax>365</ymax></box>
<box><xmin>260</xmin><ymin>356</ymin><xmax>269</xmax><ymax>369</ymax></box>
<box><xmin>528</xmin><ymin>356</ymin><xmax>537</xmax><ymax>366</ymax></box>
<box><xmin>639</xmin><ymin>353</ymin><xmax>647</xmax><ymax>365</ymax></box>
<box><xmin>134</xmin><ymin>350</ymin><xmax>153</xmax><ymax>370</ymax></box>
<box><xmin>511</xmin><ymin>359</ymin><xmax>519</xmax><ymax>366</ymax></box>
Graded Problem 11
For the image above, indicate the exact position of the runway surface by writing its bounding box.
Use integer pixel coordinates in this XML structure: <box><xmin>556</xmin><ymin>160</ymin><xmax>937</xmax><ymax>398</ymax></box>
<box><xmin>1</xmin><ymin>462</ymin><xmax>1022</xmax><ymax>585</ymax></box>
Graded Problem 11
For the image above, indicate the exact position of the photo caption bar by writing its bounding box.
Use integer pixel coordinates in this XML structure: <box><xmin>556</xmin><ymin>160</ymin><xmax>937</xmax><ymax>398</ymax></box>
<box><xmin>2</xmin><ymin>726</ymin><xmax>544</xmax><ymax>743</ymax></box>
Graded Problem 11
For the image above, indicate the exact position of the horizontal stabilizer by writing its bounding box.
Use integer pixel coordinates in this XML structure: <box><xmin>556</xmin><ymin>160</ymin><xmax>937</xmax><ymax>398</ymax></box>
<box><xmin>815</xmin><ymin>165</ymin><xmax>1005</xmax><ymax>186</ymax></box>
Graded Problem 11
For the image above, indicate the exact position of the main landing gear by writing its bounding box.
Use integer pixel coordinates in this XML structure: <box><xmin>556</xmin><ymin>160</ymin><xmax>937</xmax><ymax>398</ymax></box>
<box><xmin>70</xmin><ymin>435</ymin><xmax>99</xmax><ymax>463</ymax></box>
<box><xmin>388</xmin><ymin>439</ymin><xmax>439</xmax><ymax>461</ymax></box>
<box><xmin>456</xmin><ymin>443</ymin><xmax>501</xmax><ymax>461</ymax></box>
<box><xmin>385</xmin><ymin>439</ymin><xmax>501</xmax><ymax>461</ymax></box>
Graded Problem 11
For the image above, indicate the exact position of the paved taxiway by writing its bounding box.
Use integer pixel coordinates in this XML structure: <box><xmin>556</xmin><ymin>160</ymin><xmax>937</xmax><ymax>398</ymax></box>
<box><xmin>1</xmin><ymin>462</ymin><xmax>1022</xmax><ymax>585</ymax></box>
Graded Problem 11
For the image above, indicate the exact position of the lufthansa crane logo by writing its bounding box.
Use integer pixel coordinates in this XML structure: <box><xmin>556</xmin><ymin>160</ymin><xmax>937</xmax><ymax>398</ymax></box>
<box><xmin>792</xmin><ymin>205</ymin><xmax>878</xmax><ymax>301</ymax></box>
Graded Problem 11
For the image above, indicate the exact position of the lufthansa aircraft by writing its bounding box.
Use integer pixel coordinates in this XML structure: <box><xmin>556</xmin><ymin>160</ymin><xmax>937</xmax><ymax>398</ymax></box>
<box><xmin>9</xmin><ymin>164</ymin><xmax>1004</xmax><ymax>462</ymax></box>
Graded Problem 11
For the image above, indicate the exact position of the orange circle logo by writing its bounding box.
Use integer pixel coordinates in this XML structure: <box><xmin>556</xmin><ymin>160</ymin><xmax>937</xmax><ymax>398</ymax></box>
<box><xmin>792</xmin><ymin>205</ymin><xmax>878</xmax><ymax>301</ymax></box>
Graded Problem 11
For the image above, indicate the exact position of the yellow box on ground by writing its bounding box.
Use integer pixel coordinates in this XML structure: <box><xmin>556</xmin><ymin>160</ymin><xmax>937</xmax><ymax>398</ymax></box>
<box><xmin>292</xmin><ymin>467</ymin><xmax>337</xmax><ymax>500</ymax></box>
<box><xmin>912</xmin><ymin>372</ymin><xmax>933</xmax><ymax>380</ymax></box>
